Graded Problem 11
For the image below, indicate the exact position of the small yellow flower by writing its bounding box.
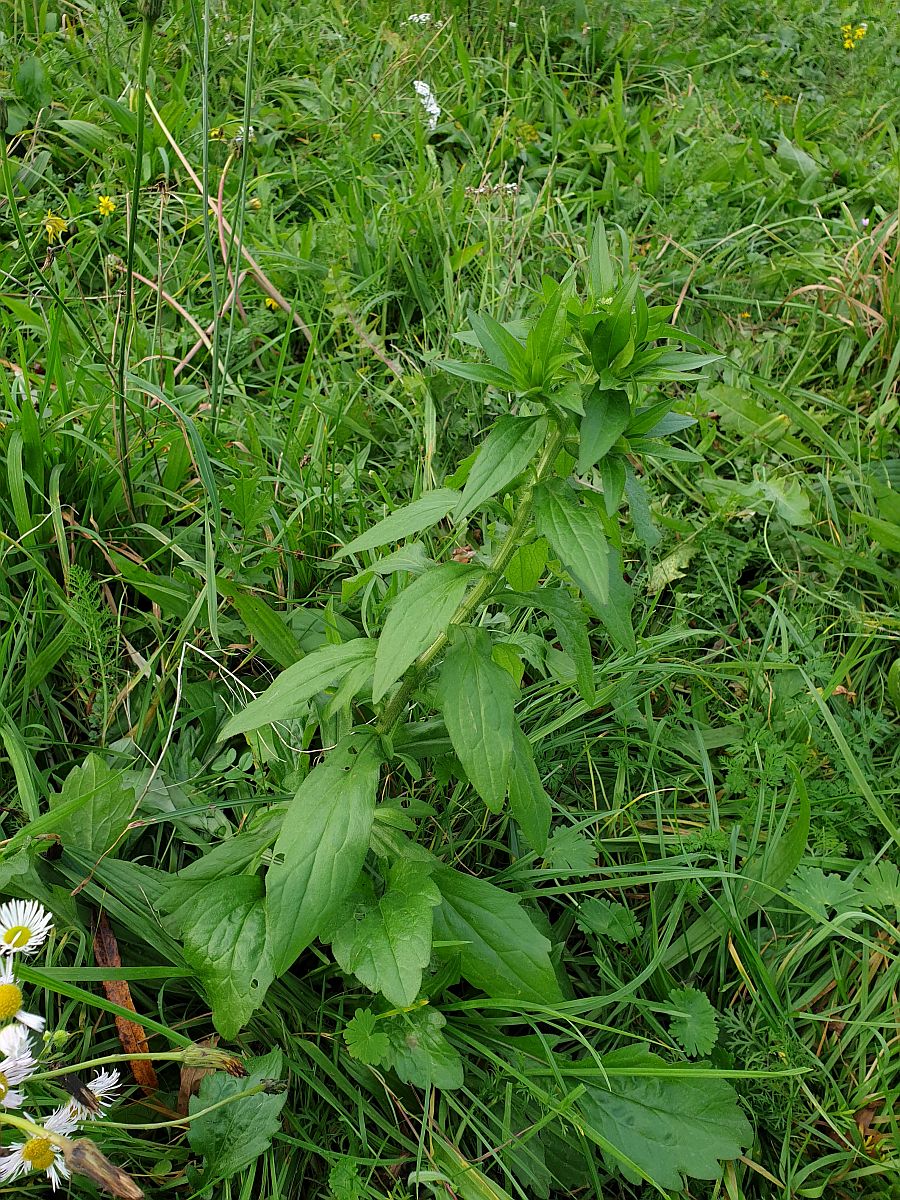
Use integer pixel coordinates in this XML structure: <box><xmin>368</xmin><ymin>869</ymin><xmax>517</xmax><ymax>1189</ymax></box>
<box><xmin>42</xmin><ymin>211</ymin><xmax>68</xmax><ymax>245</ymax></box>
<box><xmin>854</xmin><ymin>23</ymin><xmax>866</xmax><ymax>39</ymax></box>
<box><xmin>264</xmin><ymin>297</ymin><xmax>280</xmax><ymax>311</ymax></box>
<box><xmin>371</xmin><ymin>132</ymin><xmax>382</xmax><ymax>141</ymax></box>
<box><xmin>843</xmin><ymin>38</ymin><xmax>854</xmax><ymax>48</ymax></box>
<box><xmin>98</xmin><ymin>195</ymin><xmax>116</xmax><ymax>217</ymax></box>
<box><xmin>248</xmin><ymin>197</ymin><xmax>262</xmax><ymax>211</ymax></box>
<box><xmin>740</xmin><ymin>311</ymin><xmax>750</xmax><ymax>318</ymax></box>
<box><xmin>210</xmin><ymin>125</ymin><xmax>226</xmax><ymax>140</ymax></box>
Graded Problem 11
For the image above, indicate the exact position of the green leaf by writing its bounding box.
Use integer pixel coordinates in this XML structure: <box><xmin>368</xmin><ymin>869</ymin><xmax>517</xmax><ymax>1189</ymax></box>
<box><xmin>503</xmin><ymin>588</ymin><xmax>594</xmax><ymax>704</ymax></box>
<box><xmin>455</xmin><ymin>416</ymin><xmax>547</xmax><ymax>521</ymax></box>
<box><xmin>334</xmin><ymin>489</ymin><xmax>461</xmax><ymax>559</ymax></box>
<box><xmin>439</xmin><ymin>627</ymin><xmax>518</xmax><ymax>811</ymax></box>
<box><xmin>544</xmin><ymin>828</ymin><xmax>596</xmax><ymax>872</ymax></box>
<box><xmin>343</xmin><ymin>1008</ymin><xmax>390</xmax><ymax>1065</ymax></box>
<box><xmin>576</xmin><ymin>898</ymin><xmax>641</xmax><ymax>944</ymax></box>
<box><xmin>327</xmin><ymin>860</ymin><xmax>441</xmax><ymax>1007</ymax></box>
<box><xmin>469</xmin><ymin>310</ymin><xmax>528</xmax><ymax>377</ymax></box>
<box><xmin>858</xmin><ymin>859</ymin><xmax>900</xmax><ymax>918</ymax></box>
<box><xmin>373</xmin><ymin>564</ymin><xmax>474</xmax><ymax>703</ymax></box>
<box><xmin>576</xmin><ymin>1045</ymin><xmax>751</xmax><ymax>1190</ymax></box>
<box><xmin>666</xmin><ymin>987</ymin><xmax>719</xmax><ymax>1057</ymax></box>
<box><xmin>216</xmin><ymin>580</ymin><xmax>302</xmax><ymax>668</ymax></box>
<box><xmin>188</xmin><ymin>1050</ymin><xmax>287</xmax><ymax>1186</ymax></box>
<box><xmin>534</xmin><ymin>481</ymin><xmax>609</xmax><ymax>612</ymax></box>
<box><xmin>218</xmin><ymin>640</ymin><xmax>376</xmax><ymax>739</ymax></box>
<box><xmin>266</xmin><ymin>734</ymin><xmax>382</xmax><ymax>973</ymax></box>
<box><xmin>508</xmin><ymin>730</ymin><xmax>552</xmax><ymax>853</ymax></box>
<box><xmin>15</xmin><ymin>56</ymin><xmax>52</xmax><ymax>109</ymax></box>
<box><xmin>51</xmin><ymin>755</ymin><xmax>135</xmax><ymax>858</ymax></box>
<box><xmin>592</xmin><ymin>552</ymin><xmax>635</xmax><ymax>653</ymax></box>
<box><xmin>439</xmin><ymin>360</ymin><xmax>517</xmax><ymax>389</ymax></box>
<box><xmin>577</xmin><ymin>389</ymin><xmax>630</xmax><ymax>473</ymax></box>
<box><xmin>787</xmin><ymin>865</ymin><xmax>858</xmax><ymax>920</ymax></box>
<box><xmin>381</xmin><ymin>1005</ymin><xmax>464</xmax><ymax>1090</ymax></box>
<box><xmin>432</xmin><ymin>864</ymin><xmax>562</xmax><ymax>1002</ymax></box>
<box><xmin>504</xmin><ymin>538</ymin><xmax>548</xmax><ymax>592</ymax></box>
<box><xmin>172</xmin><ymin>876</ymin><xmax>273</xmax><ymax>1040</ymax></box>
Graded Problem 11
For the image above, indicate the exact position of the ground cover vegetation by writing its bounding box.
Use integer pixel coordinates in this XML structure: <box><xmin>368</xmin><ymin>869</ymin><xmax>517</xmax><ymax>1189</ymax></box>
<box><xmin>0</xmin><ymin>0</ymin><xmax>898</xmax><ymax>1195</ymax></box>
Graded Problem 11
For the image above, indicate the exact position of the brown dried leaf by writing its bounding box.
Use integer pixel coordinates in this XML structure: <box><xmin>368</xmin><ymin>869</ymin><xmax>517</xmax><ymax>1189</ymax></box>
<box><xmin>93</xmin><ymin>914</ymin><xmax>158</xmax><ymax>1093</ymax></box>
<box><xmin>64</xmin><ymin>1138</ymin><xmax>144</xmax><ymax>1199</ymax></box>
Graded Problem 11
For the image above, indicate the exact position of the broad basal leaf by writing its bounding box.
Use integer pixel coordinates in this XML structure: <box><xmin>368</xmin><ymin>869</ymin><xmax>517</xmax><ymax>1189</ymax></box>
<box><xmin>455</xmin><ymin>416</ymin><xmax>547</xmax><ymax>521</ymax></box>
<box><xmin>327</xmin><ymin>860</ymin><xmax>440</xmax><ymax>1007</ymax></box>
<box><xmin>218</xmin><ymin>639</ymin><xmax>376</xmax><ymax>740</ymax></box>
<box><xmin>576</xmin><ymin>1045</ymin><xmax>752</xmax><ymax>1190</ymax></box>
<box><xmin>334</xmin><ymin>489</ymin><xmax>461</xmax><ymax>559</ymax></box>
<box><xmin>439</xmin><ymin>627</ymin><xmax>518</xmax><ymax>811</ymax></box>
<box><xmin>266</xmin><ymin>734</ymin><xmax>382</xmax><ymax>973</ymax></box>
<box><xmin>51</xmin><ymin>754</ymin><xmax>135</xmax><ymax>858</ymax></box>
<box><xmin>188</xmin><ymin>1049</ymin><xmax>287</xmax><ymax>1186</ymax></box>
<box><xmin>373</xmin><ymin>564</ymin><xmax>474</xmax><ymax>702</ymax></box>
<box><xmin>534</xmin><ymin>480</ymin><xmax>609</xmax><ymax>613</ymax></box>
<box><xmin>508</xmin><ymin>730</ymin><xmax>552</xmax><ymax>853</ymax></box>
<box><xmin>172</xmin><ymin>875</ymin><xmax>273</xmax><ymax>1040</ymax></box>
<box><xmin>577</xmin><ymin>389</ymin><xmax>630</xmax><ymax>473</ymax></box>
<box><xmin>432</xmin><ymin>864</ymin><xmax>562</xmax><ymax>1002</ymax></box>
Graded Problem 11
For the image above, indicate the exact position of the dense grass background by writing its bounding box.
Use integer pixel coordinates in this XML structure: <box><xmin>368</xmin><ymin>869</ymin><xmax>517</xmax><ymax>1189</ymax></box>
<box><xmin>0</xmin><ymin>0</ymin><xmax>898</xmax><ymax>1195</ymax></box>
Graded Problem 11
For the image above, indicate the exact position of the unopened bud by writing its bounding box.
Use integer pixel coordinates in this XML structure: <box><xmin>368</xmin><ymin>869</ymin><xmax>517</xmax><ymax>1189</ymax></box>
<box><xmin>139</xmin><ymin>0</ymin><xmax>163</xmax><ymax>21</ymax></box>
<box><xmin>181</xmin><ymin>1043</ymin><xmax>247</xmax><ymax>1076</ymax></box>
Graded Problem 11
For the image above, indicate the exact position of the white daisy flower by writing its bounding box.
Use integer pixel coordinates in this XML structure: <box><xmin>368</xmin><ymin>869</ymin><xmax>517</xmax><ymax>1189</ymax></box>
<box><xmin>0</xmin><ymin>1037</ymin><xmax>36</xmax><ymax>1110</ymax></box>
<box><xmin>412</xmin><ymin>80</ymin><xmax>441</xmax><ymax>131</ymax></box>
<box><xmin>0</xmin><ymin>1106</ymin><xmax>76</xmax><ymax>1191</ymax></box>
<box><xmin>0</xmin><ymin>961</ymin><xmax>46</xmax><ymax>1034</ymax></box>
<box><xmin>0</xmin><ymin>900</ymin><xmax>53</xmax><ymax>956</ymax></box>
<box><xmin>0</xmin><ymin>1022</ymin><xmax>33</xmax><ymax>1058</ymax></box>
<box><xmin>64</xmin><ymin>1068</ymin><xmax>121</xmax><ymax>1121</ymax></box>
<box><xmin>407</xmin><ymin>12</ymin><xmax>432</xmax><ymax>23</ymax></box>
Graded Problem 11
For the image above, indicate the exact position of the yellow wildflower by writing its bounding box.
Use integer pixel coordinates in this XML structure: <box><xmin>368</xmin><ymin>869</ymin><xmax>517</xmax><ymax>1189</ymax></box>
<box><xmin>371</xmin><ymin>132</ymin><xmax>382</xmax><ymax>141</ymax></box>
<box><xmin>42</xmin><ymin>211</ymin><xmax>68</xmax><ymax>245</ymax></box>
<box><xmin>854</xmin><ymin>23</ymin><xmax>866</xmax><ymax>39</ymax></box>
<box><xmin>740</xmin><ymin>311</ymin><xmax>750</xmax><ymax>318</ymax></box>
<box><xmin>248</xmin><ymin>197</ymin><xmax>262</xmax><ymax>211</ymax></box>
<box><xmin>98</xmin><ymin>195</ymin><xmax>116</xmax><ymax>217</ymax></box>
<box><xmin>264</xmin><ymin>297</ymin><xmax>280</xmax><ymax>311</ymax></box>
<box><xmin>210</xmin><ymin>125</ymin><xmax>226</xmax><ymax>140</ymax></box>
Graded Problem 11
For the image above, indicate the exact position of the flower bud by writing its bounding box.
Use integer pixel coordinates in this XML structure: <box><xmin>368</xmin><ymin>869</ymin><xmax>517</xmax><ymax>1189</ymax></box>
<box><xmin>139</xmin><ymin>0</ymin><xmax>163</xmax><ymax>21</ymax></box>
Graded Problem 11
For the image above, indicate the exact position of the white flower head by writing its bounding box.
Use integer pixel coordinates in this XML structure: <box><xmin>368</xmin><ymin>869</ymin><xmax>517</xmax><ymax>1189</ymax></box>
<box><xmin>65</xmin><ymin>1068</ymin><xmax>121</xmax><ymax>1121</ymax></box>
<box><xmin>407</xmin><ymin>12</ymin><xmax>432</xmax><ymax>23</ymax></box>
<box><xmin>0</xmin><ymin>1023</ymin><xmax>33</xmax><ymax>1059</ymax></box>
<box><xmin>0</xmin><ymin>1037</ymin><xmax>36</xmax><ymax>1110</ymax></box>
<box><xmin>0</xmin><ymin>900</ymin><xmax>53</xmax><ymax>956</ymax></box>
<box><xmin>0</xmin><ymin>1107</ymin><xmax>76</xmax><ymax>1191</ymax></box>
<box><xmin>412</xmin><ymin>80</ymin><xmax>441</xmax><ymax>131</ymax></box>
<box><xmin>0</xmin><ymin>961</ymin><xmax>45</xmax><ymax>1034</ymax></box>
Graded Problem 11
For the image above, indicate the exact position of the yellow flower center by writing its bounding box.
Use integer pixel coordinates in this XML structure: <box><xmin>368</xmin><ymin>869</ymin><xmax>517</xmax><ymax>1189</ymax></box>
<box><xmin>0</xmin><ymin>983</ymin><xmax>22</xmax><ymax>1020</ymax></box>
<box><xmin>0</xmin><ymin>1070</ymin><xmax>8</xmax><ymax>1099</ymax></box>
<box><xmin>3</xmin><ymin>924</ymin><xmax>33</xmax><ymax>950</ymax></box>
<box><xmin>23</xmin><ymin>1136</ymin><xmax>55</xmax><ymax>1172</ymax></box>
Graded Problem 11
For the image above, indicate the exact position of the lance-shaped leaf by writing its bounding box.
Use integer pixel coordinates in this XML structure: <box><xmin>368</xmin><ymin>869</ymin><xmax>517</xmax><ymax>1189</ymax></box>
<box><xmin>218</xmin><ymin>640</ymin><xmax>376</xmax><ymax>740</ymax></box>
<box><xmin>432</xmin><ymin>864</ymin><xmax>562</xmax><ymax>1002</ymax></box>
<box><xmin>373</xmin><ymin>564</ymin><xmax>475</xmax><ymax>703</ymax></box>
<box><xmin>266</xmin><ymin>734</ymin><xmax>382</xmax><ymax>973</ymax></box>
<box><xmin>508</xmin><ymin>730</ymin><xmax>552</xmax><ymax>853</ymax></box>
<box><xmin>455</xmin><ymin>416</ymin><xmax>547</xmax><ymax>520</ymax></box>
<box><xmin>439</xmin><ymin>627</ymin><xmax>518</xmax><ymax>812</ymax></box>
<box><xmin>534</xmin><ymin>480</ymin><xmax>609</xmax><ymax>613</ymax></box>
<box><xmin>333</xmin><ymin>489</ymin><xmax>461</xmax><ymax>559</ymax></box>
<box><xmin>577</xmin><ymin>389</ymin><xmax>630</xmax><ymax>474</ymax></box>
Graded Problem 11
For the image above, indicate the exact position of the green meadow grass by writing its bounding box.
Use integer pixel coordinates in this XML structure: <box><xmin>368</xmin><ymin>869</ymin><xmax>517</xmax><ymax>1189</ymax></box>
<box><xmin>0</xmin><ymin>0</ymin><xmax>898</xmax><ymax>1196</ymax></box>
